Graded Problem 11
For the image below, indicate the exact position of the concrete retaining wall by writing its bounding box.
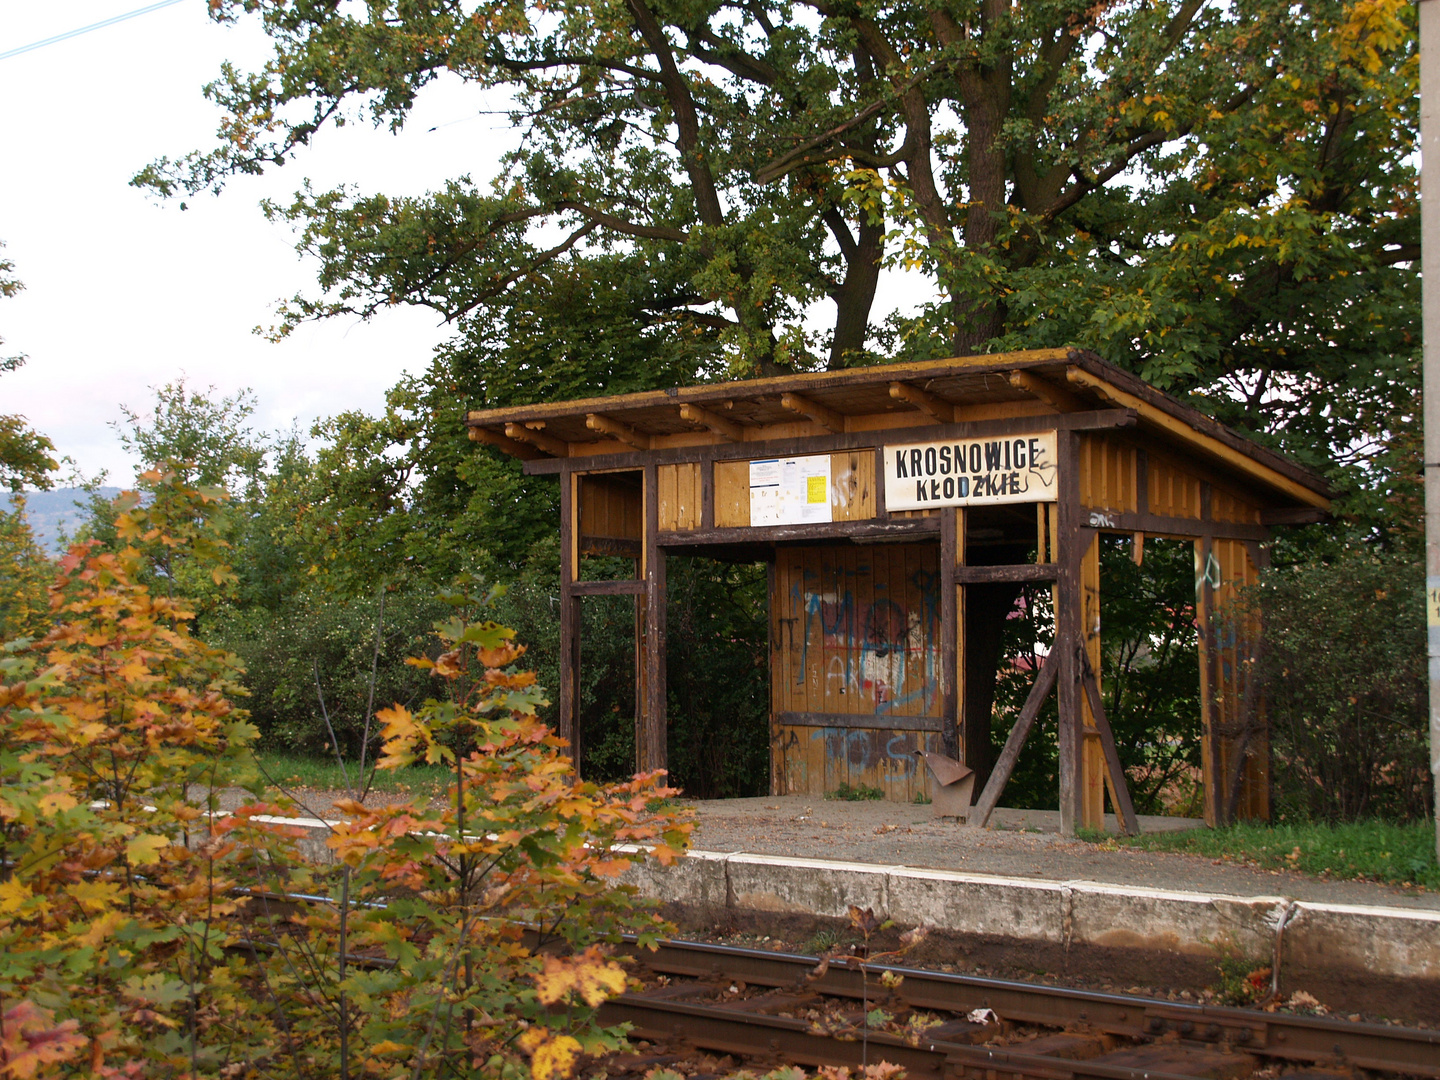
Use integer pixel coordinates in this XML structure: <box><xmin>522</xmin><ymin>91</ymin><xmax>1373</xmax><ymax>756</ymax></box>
<box><xmin>268</xmin><ymin>817</ymin><xmax>1440</xmax><ymax>986</ymax></box>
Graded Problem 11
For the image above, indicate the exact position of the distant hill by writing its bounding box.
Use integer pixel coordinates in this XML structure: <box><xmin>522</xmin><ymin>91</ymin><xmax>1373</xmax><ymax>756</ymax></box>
<box><xmin>0</xmin><ymin>488</ymin><xmax>122</xmax><ymax>555</ymax></box>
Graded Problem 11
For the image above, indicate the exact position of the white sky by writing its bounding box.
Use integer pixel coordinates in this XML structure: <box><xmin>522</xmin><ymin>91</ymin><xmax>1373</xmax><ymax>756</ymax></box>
<box><xmin>1</xmin><ymin>2</ymin><xmax>925</xmax><ymax>485</ymax></box>
<box><xmin>0</xmin><ymin>1</ymin><xmax>516</xmax><ymax>482</ymax></box>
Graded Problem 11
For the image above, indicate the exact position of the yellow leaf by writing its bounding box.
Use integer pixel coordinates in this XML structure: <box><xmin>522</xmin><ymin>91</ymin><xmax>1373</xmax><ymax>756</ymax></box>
<box><xmin>572</xmin><ymin>957</ymin><xmax>626</xmax><ymax>1006</ymax></box>
<box><xmin>37</xmin><ymin>790</ymin><xmax>77</xmax><ymax>814</ymax></box>
<box><xmin>125</xmin><ymin>834</ymin><xmax>169</xmax><ymax>866</ymax></box>
<box><xmin>0</xmin><ymin>878</ymin><xmax>31</xmax><ymax>914</ymax></box>
<box><xmin>67</xmin><ymin>880</ymin><xmax>120</xmax><ymax>913</ymax></box>
<box><xmin>525</xmin><ymin>1033</ymin><xmax>581</xmax><ymax>1080</ymax></box>
<box><xmin>369</xmin><ymin>1040</ymin><xmax>409</xmax><ymax>1057</ymax></box>
<box><xmin>535</xmin><ymin>948</ymin><xmax>627</xmax><ymax>1007</ymax></box>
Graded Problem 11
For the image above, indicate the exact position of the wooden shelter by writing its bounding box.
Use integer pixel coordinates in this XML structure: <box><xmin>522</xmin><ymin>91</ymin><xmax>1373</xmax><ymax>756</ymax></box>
<box><xmin>466</xmin><ymin>348</ymin><xmax>1330</xmax><ymax>833</ymax></box>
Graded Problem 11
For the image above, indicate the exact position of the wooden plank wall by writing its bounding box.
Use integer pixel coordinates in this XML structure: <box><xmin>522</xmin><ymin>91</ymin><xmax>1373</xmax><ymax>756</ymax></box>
<box><xmin>771</xmin><ymin>543</ymin><xmax>941</xmax><ymax>801</ymax></box>
<box><xmin>1079</xmin><ymin>434</ymin><xmax>1140</xmax><ymax>514</ymax></box>
<box><xmin>1077</xmin><ymin>433</ymin><xmax>1270</xmax><ymax>827</ymax></box>
<box><xmin>1196</xmin><ymin>537</ymin><xmax>1267</xmax><ymax>824</ymax></box>
<box><xmin>713</xmin><ymin>452</ymin><xmax>876</xmax><ymax>528</ymax></box>
<box><xmin>579</xmin><ymin>474</ymin><xmax>643</xmax><ymax>540</ymax></box>
<box><xmin>714</xmin><ymin>460</ymin><xmax>750</xmax><ymax>527</ymax></box>
<box><xmin>658</xmin><ymin>463</ymin><xmax>701</xmax><ymax>531</ymax></box>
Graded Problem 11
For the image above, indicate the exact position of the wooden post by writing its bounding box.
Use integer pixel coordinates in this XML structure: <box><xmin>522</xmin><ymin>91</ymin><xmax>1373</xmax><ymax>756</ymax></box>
<box><xmin>1080</xmin><ymin>532</ymin><xmax>1105</xmax><ymax>830</ymax></box>
<box><xmin>940</xmin><ymin>507</ymin><xmax>959</xmax><ymax>762</ymax></box>
<box><xmin>1055</xmin><ymin>432</ymin><xmax>1084</xmax><ymax>835</ymax></box>
<box><xmin>1196</xmin><ymin>533</ymin><xmax>1220</xmax><ymax>826</ymax></box>
<box><xmin>558</xmin><ymin>468</ymin><xmax>581</xmax><ymax>758</ymax></box>
<box><xmin>1079</xmin><ymin>649</ymin><xmax>1140</xmax><ymax>835</ymax></box>
<box><xmin>639</xmin><ymin>462</ymin><xmax>668</xmax><ymax>775</ymax></box>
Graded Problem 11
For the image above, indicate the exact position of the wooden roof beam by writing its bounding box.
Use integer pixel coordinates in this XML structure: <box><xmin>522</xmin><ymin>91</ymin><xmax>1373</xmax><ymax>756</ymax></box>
<box><xmin>679</xmin><ymin>403</ymin><xmax>744</xmax><ymax>442</ymax></box>
<box><xmin>1008</xmin><ymin>369</ymin><xmax>1086</xmax><ymax>412</ymax></box>
<box><xmin>503</xmin><ymin>422</ymin><xmax>568</xmax><ymax>458</ymax></box>
<box><xmin>586</xmin><ymin>413</ymin><xmax>651</xmax><ymax>450</ymax></box>
<box><xmin>779</xmin><ymin>391</ymin><xmax>845</xmax><ymax>433</ymax></box>
<box><xmin>469</xmin><ymin>425</ymin><xmax>540</xmax><ymax>460</ymax></box>
<box><xmin>889</xmin><ymin>381</ymin><xmax>957</xmax><ymax>423</ymax></box>
<box><xmin>1064</xmin><ymin>366</ymin><xmax>1329</xmax><ymax>509</ymax></box>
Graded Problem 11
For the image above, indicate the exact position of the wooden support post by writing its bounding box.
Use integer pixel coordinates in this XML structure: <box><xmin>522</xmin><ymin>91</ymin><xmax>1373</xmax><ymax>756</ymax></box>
<box><xmin>639</xmin><ymin>462</ymin><xmax>668</xmax><ymax>776</ymax></box>
<box><xmin>1079</xmin><ymin>650</ymin><xmax>1140</xmax><ymax>835</ymax></box>
<box><xmin>1196</xmin><ymin>534</ymin><xmax>1220</xmax><ymax>826</ymax></box>
<box><xmin>558</xmin><ymin>468</ymin><xmax>581</xmax><ymax>759</ymax></box>
<box><xmin>1055</xmin><ymin>432</ymin><xmax>1085</xmax><ymax>836</ymax></box>
<box><xmin>968</xmin><ymin>649</ymin><xmax>1060</xmax><ymax>828</ymax></box>
<box><xmin>940</xmin><ymin>507</ymin><xmax>959</xmax><ymax>762</ymax></box>
<box><xmin>1080</xmin><ymin>531</ymin><xmax>1105</xmax><ymax>831</ymax></box>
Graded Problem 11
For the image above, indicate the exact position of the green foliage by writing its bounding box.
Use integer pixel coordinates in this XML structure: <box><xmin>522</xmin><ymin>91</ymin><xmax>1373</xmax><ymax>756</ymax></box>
<box><xmin>1243</xmin><ymin>547</ymin><xmax>1431</xmax><ymax>823</ymax></box>
<box><xmin>665</xmin><ymin>559</ymin><xmax>770</xmax><ymax>799</ymax></box>
<box><xmin>256</xmin><ymin>749</ymin><xmax>451</xmax><ymax>797</ymax></box>
<box><xmin>1113</xmin><ymin>819</ymin><xmax>1440</xmax><ymax>889</ymax></box>
<box><xmin>138</xmin><ymin>0</ymin><xmax>1420</xmax><ymax>531</ymax></box>
<box><xmin>312</xmin><ymin>576</ymin><xmax>691</xmax><ymax>1078</ymax></box>
<box><xmin>208</xmin><ymin>582</ymin><xmax>448</xmax><ymax>756</ymax></box>
<box><xmin>0</xmin><ymin>491</ymin><xmax>692</xmax><ymax>1079</ymax></box>
<box><xmin>0</xmin><ymin>476</ymin><xmax>288</xmax><ymax>1077</ymax></box>
<box><xmin>828</xmin><ymin>783</ymin><xmax>885</xmax><ymax>802</ymax></box>
<box><xmin>1096</xmin><ymin>538</ymin><xmax>1203</xmax><ymax>815</ymax></box>
<box><xmin>0</xmin><ymin>244</ymin><xmax>58</xmax><ymax>493</ymax></box>
<box><xmin>992</xmin><ymin>539</ymin><xmax>1202</xmax><ymax>816</ymax></box>
<box><xmin>990</xmin><ymin>585</ymin><xmax>1059</xmax><ymax>811</ymax></box>
<box><xmin>0</xmin><ymin>500</ymin><xmax>52</xmax><ymax>641</ymax></box>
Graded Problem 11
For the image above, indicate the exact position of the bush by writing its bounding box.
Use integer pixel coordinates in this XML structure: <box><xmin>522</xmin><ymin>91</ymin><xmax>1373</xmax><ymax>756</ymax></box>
<box><xmin>207</xmin><ymin>583</ymin><xmax>449</xmax><ymax>757</ymax></box>
<box><xmin>0</xmin><ymin>493</ymin><xmax>689</xmax><ymax>1078</ymax></box>
<box><xmin>1247</xmin><ymin>548</ymin><xmax>1431</xmax><ymax>823</ymax></box>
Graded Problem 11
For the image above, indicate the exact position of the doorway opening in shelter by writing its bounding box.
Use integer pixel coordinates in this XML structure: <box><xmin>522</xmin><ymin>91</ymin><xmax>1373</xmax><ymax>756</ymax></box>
<box><xmin>664</xmin><ymin>556</ymin><xmax>770</xmax><ymax>799</ymax></box>
<box><xmin>984</xmin><ymin>533</ymin><xmax>1202</xmax><ymax>813</ymax></box>
<box><xmin>961</xmin><ymin>502</ymin><xmax>1042</xmax><ymax>794</ymax></box>
<box><xmin>1094</xmin><ymin>534</ymin><xmax>1202</xmax><ymax>817</ymax></box>
<box><xmin>570</xmin><ymin>588</ymin><xmax>639</xmax><ymax>783</ymax></box>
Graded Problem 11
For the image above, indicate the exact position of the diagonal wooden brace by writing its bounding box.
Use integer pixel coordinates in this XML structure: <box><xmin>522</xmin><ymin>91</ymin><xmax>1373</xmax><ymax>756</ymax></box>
<box><xmin>1078</xmin><ymin>649</ymin><xmax>1141</xmax><ymax>836</ymax></box>
<box><xmin>968</xmin><ymin>646</ymin><xmax>1061</xmax><ymax>828</ymax></box>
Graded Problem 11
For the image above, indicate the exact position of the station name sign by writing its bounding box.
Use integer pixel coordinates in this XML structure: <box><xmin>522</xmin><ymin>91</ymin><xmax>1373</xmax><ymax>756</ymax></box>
<box><xmin>883</xmin><ymin>431</ymin><xmax>1058</xmax><ymax>510</ymax></box>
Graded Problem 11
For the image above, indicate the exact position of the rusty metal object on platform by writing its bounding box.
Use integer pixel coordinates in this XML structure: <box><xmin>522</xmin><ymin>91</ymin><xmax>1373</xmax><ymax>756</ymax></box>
<box><xmin>915</xmin><ymin>750</ymin><xmax>976</xmax><ymax>820</ymax></box>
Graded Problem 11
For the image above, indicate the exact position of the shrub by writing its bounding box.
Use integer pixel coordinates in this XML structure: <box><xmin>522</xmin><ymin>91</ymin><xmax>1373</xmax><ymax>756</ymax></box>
<box><xmin>0</xmin><ymin>484</ymin><xmax>690</xmax><ymax>1079</ymax></box>
<box><xmin>1246</xmin><ymin>548</ymin><xmax>1431</xmax><ymax>823</ymax></box>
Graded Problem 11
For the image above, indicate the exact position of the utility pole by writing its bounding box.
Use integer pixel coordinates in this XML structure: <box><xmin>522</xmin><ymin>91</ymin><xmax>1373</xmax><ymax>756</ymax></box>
<box><xmin>1422</xmin><ymin>0</ymin><xmax>1440</xmax><ymax>863</ymax></box>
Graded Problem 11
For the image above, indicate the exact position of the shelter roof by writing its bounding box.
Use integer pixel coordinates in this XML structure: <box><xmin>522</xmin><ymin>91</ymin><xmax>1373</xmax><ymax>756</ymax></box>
<box><xmin>466</xmin><ymin>347</ymin><xmax>1330</xmax><ymax>509</ymax></box>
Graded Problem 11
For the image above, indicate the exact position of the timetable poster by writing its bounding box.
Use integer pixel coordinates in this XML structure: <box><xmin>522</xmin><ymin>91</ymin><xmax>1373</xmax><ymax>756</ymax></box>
<box><xmin>749</xmin><ymin>455</ymin><xmax>832</xmax><ymax>525</ymax></box>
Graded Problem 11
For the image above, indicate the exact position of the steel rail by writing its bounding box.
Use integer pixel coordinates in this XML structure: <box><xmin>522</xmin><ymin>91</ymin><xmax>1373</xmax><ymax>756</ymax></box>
<box><xmin>216</xmin><ymin>884</ymin><xmax>1439</xmax><ymax>1077</ymax></box>
<box><xmin>598</xmin><ymin>994</ymin><xmax>1259</xmax><ymax>1080</ymax></box>
<box><xmin>621</xmin><ymin>939</ymin><xmax>1440</xmax><ymax>1077</ymax></box>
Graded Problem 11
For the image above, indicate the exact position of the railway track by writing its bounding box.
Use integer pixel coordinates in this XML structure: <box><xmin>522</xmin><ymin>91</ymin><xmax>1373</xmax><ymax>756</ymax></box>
<box><xmin>597</xmin><ymin>939</ymin><xmax>1439</xmax><ymax>1080</ymax></box>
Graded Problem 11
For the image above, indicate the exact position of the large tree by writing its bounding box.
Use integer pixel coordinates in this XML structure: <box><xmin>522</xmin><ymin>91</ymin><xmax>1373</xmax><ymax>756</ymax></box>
<box><xmin>0</xmin><ymin>245</ymin><xmax>57</xmax><ymax>493</ymax></box>
<box><xmin>139</xmin><ymin>0</ymin><xmax>1417</xmax><ymax>500</ymax></box>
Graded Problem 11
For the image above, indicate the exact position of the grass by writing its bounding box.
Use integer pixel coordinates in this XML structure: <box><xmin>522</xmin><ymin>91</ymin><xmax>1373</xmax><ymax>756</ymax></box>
<box><xmin>253</xmin><ymin>750</ymin><xmax>452</xmax><ymax>800</ymax></box>
<box><xmin>826</xmin><ymin>782</ymin><xmax>885</xmax><ymax>801</ymax></box>
<box><xmin>1100</xmin><ymin>819</ymin><xmax>1440</xmax><ymax>889</ymax></box>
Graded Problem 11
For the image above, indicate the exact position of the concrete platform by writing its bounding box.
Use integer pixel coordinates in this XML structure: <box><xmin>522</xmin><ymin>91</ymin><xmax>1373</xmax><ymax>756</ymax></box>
<box><xmin>258</xmin><ymin>793</ymin><xmax>1440</xmax><ymax>1017</ymax></box>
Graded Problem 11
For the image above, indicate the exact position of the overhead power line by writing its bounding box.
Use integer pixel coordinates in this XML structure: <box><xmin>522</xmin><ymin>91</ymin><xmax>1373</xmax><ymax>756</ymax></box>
<box><xmin>0</xmin><ymin>0</ymin><xmax>185</xmax><ymax>63</ymax></box>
